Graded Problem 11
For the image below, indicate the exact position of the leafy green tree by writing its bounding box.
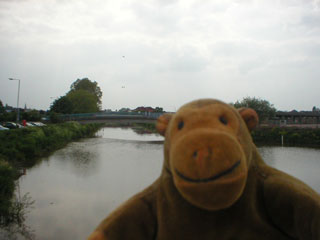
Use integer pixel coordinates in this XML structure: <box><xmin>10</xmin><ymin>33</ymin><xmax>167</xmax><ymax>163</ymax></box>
<box><xmin>119</xmin><ymin>108</ymin><xmax>130</xmax><ymax>112</ymax></box>
<box><xmin>70</xmin><ymin>78</ymin><xmax>102</xmax><ymax>106</ymax></box>
<box><xmin>50</xmin><ymin>78</ymin><xmax>103</xmax><ymax>114</ymax></box>
<box><xmin>66</xmin><ymin>90</ymin><xmax>99</xmax><ymax>113</ymax></box>
<box><xmin>22</xmin><ymin>110</ymin><xmax>41</xmax><ymax>121</ymax></box>
<box><xmin>50</xmin><ymin>96</ymin><xmax>73</xmax><ymax>114</ymax></box>
<box><xmin>233</xmin><ymin>97</ymin><xmax>276</xmax><ymax>121</ymax></box>
<box><xmin>0</xmin><ymin>112</ymin><xmax>16</xmax><ymax>122</ymax></box>
<box><xmin>312</xmin><ymin>106</ymin><xmax>320</xmax><ymax>112</ymax></box>
<box><xmin>49</xmin><ymin>112</ymin><xmax>62</xmax><ymax>123</ymax></box>
<box><xmin>154</xmin><ymin>107</ymin><xmax>164</xmax><ymax>113</ymax></box>
<box><xmin>0</xmin><ymin>100</ymin><xmax>4</xmax><ymax>113</ymax></box>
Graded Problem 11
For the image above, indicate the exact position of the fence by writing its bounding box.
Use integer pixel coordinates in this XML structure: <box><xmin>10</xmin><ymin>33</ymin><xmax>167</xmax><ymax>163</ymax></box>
<box><xmin>59</xmin><ymin>111</ymin><xmax>165</xmax><ymax>121</ymax></box>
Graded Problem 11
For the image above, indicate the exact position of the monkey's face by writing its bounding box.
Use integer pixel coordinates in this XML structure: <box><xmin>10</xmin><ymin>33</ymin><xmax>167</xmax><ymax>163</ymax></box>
<box><xmin>157</xmin><ymin>99</ymin><xmax>258</xmax><ymax>211</ymax></box>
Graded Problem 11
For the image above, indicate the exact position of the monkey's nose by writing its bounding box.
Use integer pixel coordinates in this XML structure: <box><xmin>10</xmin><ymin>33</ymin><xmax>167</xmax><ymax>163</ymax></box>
<box><xmin>193</xmin><ymin>148</ymin><xmax>212</xmax><ymax>169</ymax></box>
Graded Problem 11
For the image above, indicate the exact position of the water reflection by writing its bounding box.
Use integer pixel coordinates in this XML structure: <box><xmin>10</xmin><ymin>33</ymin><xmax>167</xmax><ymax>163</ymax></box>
<box><xmin>5</xmin><ymin>127</ymin><xmax>319</xmax><ymax>240</ymax></box>
<box><xmin>96</xmin><ymin>127</ymin><xmax>163</xmax><ymax>141</ymax></box>
<box><xmin>15</xmin><ymin>128</ymin><xmax>163</xmax><ymax>240</ymax></box>
<box><xmin>257</xmin><ymin>147</ymin><xmax>275</xmax><ymax>166</ymax></box>
<box><xmin>0</xmin><ymin>192</ymin><xmax>35</xmax><ymax>240</ymax></box>
<box><xmin>258</xmin><ymin>146</ymin><xmax>320</xmax><ymax>193</ymax></box>
<box><xmin>54</xmin><ymin>140</ymin><xmax>100</xmax><ymax>177</ymax></box>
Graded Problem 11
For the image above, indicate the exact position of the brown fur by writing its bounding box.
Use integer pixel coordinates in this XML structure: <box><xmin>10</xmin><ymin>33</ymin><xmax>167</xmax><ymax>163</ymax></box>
<box><xmin>88</xmin><ymin>99</ymin><xmax>320</xmax><ymax>240</ymax></box>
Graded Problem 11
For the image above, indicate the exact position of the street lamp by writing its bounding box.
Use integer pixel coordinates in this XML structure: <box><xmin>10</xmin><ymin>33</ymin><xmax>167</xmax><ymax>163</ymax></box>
<box><xmin>9</xmin><ymin>78</ymin><xmax>21</xmax><ymax>123</ymax></box>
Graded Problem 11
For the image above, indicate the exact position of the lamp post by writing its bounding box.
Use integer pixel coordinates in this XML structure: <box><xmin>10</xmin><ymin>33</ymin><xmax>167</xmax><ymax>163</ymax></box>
<box><xmin>9</xmin><ymin>78</ymin><xmax>21</xmax><ymax>123</ymax></box>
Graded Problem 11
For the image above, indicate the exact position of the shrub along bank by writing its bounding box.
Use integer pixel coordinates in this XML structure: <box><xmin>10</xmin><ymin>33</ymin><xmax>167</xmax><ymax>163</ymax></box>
<box><xmin>0</xmin><ymin>122</ymin><xmax>101</xmax><ymax>222</ymax></box>
<box><xmin>252</xmin><ymin>127</ymin><xmax>320</xmax><ymax>147</ymax></box>
<box><xmin>105</xmin><ymin>122</ymin><xmax>320</xmax><ymax>148</ymax></box>
<box><xmin>0</xmin><ymin>122</ymin><xmax>101</xmax><ymax>167</ymax></box>
<box><xmin>0</xmin><ymin>161</ymin><xmax>15</xmax><ymax>220</ymax></box>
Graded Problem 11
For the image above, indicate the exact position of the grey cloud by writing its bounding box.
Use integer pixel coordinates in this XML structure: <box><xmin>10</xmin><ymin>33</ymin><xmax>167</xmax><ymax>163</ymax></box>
<box><xmin>169</xmin><ymin>55</ymin><xmax>208</xmax><ymax>73</ymax></box>
<box><xmin>238</xmin><ymin>57</ymin><xmax>268</xmax><ymax>75</ymax></box>
<box><xmin>1</xmin><ymin>0</ymin><xmax>320</xmax><ymax>112</ymax></box>
<box><xmin>131</xmin><ymin>2</ymin><xmax>181</xmax><ymax>36</ymax></box>
<box><xmin>150</xmin><ymin>44</ymin><xmax>209</xmax><ymax>73</ymax></box>
<box><xmin>300</xmin><ymin>14</ymin><xmax>320</xmax><ymax>30</ymax></box>
<box><xmin>153</xmin><ymin>0</ymin><xmax>179</xmax><ymax>7</ymax></box>
<box><xmin>211</xmin><ymin>41</ymin><xmax>263</xmax><ymax>57</ymax></box>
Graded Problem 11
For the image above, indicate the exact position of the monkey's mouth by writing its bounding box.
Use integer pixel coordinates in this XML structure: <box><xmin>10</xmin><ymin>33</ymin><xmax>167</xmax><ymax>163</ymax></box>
<box><xmin>175</xmin><ymin>160</ymin><xmax>241</xmax><ymax>183</ymax></box>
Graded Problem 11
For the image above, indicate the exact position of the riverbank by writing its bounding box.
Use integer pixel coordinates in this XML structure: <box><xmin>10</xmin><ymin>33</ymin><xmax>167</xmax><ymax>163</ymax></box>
<box><xmin>0</xmin><ymin>122</ymin><xmax>102</xmax><ymax>224</ymax></box>
<box><xmin>2</xmin><ymin>127</ymin><xmax>319</xmax><ymax>239</ymax></box>
<box><xmin>0</xmin><ymin>122</ymin><xmax>102</xmax><ymax>167</ymax></box>
<box><xmin>103</xmin><ymin>122</ymin><xmax>157</xmax><ymax>134</ymax></box>
<box><xmin>105</xmin><ymin>122</ymin><xmax>320</xmax><ymax>148</ymax></box>
<box><xmin>252</xmin><ymin>127</ymin><xmax>320</xmax><ymax>147</ymax></box>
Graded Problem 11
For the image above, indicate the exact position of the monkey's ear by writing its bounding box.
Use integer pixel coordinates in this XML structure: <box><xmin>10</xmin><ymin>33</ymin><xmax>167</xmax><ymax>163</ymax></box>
<box><xmin>156</xmin><ymin>113</ymin><xmax>173</xmax><ymax>136</ymax></box>
<box><xmin>238</xmin><ymin>108</ymin><xmax>259</xmax><ymax>131</ymax></box>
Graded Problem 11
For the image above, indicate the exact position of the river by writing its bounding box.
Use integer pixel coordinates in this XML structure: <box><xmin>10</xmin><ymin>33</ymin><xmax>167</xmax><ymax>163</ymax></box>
<box><xmin>1</xmin><ymin>127</ymin><xmax>320</xmax><ymax>240</ymax></box>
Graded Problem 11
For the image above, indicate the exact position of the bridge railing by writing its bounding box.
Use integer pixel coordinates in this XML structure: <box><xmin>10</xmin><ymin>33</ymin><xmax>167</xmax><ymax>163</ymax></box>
<box><xmin>59</xmin><ymin>111</ymin><xmax>165</xmax><ymax>121</ymax></box>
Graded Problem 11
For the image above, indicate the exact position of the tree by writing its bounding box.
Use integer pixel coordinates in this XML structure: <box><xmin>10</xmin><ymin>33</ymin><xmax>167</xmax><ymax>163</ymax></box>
<box><xmin>22</xmin><ymin>110</ymin><xmax>41</xmax><ymax>121</ymax></box>
<box><xmin>49</xmin><ymin>78</ymin><xmax>103</xmax><ymax>114</ymax></box>
<box><xmin>66</xmin><ymin>90</ymin><xmax>99</xmax><ymax>113</ymax></box>
<box><xmin>119</xmin><ymin>108</ymin><xmax>130</xmax><ymax>112</ymax></box>
<box><xmin>0</xmin><ymin>100</ymin><xmax>4</xmax><ymax>113</ymax></box>
<box><xmin>154</xmin><ymin>107</ymin><xmax>164</xmax><ymax>113</ymax></box>
<box><xmin>50</xmin><ymin>96</ymin><xmax>73</xmax><ymax>114</ymax></box>
<box><xmin>233</xmin><ymin>97</ymin><xmax>276</xmax><ymax>122</ymax></box>
<box><xmin>70</xmin><ymin>78</ymin><xmax>102</xmax><ymax>106</ymax></box>
<box><xmin>0</xmin><ymin>112</ymin><xmax>16</xmax><ymax>122</ymax></box>
<box><xmin>49</xmin><ymin>112</ymin><xmax>62</xmax><ymax>123</ymax></box>
<box><xmin>312</xmin><ymin>106</ymin><xmax>319</xmax><ymax>112</ymax></box>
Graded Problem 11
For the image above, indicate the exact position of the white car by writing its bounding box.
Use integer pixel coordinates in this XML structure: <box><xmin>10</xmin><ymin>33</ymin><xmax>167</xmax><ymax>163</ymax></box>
<box><xmin>30</xmin><ymin>122</ymin><xmax>46</xmax><ymax>127</ymax></box>
<box><xmin>0</xmin><ymin>125</ymin><xmax>9</xmax><ymax>130</ymax></box>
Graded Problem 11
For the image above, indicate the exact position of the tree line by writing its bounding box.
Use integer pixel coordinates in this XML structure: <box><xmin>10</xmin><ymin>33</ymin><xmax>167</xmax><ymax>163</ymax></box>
<box><xmin>2</xmin><ymin>79</ymin><xmax>278</xmax><ymax>123</ymax></box>
<box><xmin>0</xmin><ymin>100</ymin><xmax>46</xmax><ymax>122</ymax></box>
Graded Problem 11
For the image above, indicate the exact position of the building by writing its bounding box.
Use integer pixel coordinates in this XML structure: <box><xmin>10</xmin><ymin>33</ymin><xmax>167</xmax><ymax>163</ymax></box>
<box><xmin>133</xmin><ymin>106</ymin><xmax>155</xmax><ymax>113</ymax></box>
<box><xmin>268</xmin><ymin>110</ymin><xmax>320</xmax><ymax>127</ymax></box>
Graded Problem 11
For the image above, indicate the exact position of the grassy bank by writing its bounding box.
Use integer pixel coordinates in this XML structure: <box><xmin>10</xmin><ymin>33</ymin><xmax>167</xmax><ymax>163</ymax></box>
<box><xmin>0</xmin><ymin>122</ymin><xmax>102</xmax><ymax>167</ymax></box>
<box><xmin>0</xmin><ymin>161</ymin><xmax>15</xmax><ymax>220</ymax></box>
<box><xmin>134</xmin><ymin>123</ymin><xmax>320</xmax><ymax>148</ymax></box>
<box><xmin>0</xmin><ymin>122</ymin><xmax>101</xmax><ymax>225</ymax></box>
<box><xmin>104</xmin><ymin>122</ymin><xmax>320</xmax><ymax>148</ymax></box>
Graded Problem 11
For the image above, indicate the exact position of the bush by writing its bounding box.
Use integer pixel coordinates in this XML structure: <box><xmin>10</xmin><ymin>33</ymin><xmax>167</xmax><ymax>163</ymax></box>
<box><xmin>0</xmin><ymin>160</ymin><xmax>16</xmax><ymax>216</ymax></box>
<box><xmin>252</xmin><ymin>127</ymin><xmax>320</xmax><ymax>147</ymax></box>
<box><xmin>49</xmin><ymin>112</ymin><xmax>62</xmax><ymax>123</ymax></box>
<box><xmin>21</xmin><ymin>110</ymin><xmax>41</xmax><ymax>121</ymax></box>
<box><xmin>0</xmin><ymin>122</ymin><xmax>102</xmax><ymax>165</ymax></box>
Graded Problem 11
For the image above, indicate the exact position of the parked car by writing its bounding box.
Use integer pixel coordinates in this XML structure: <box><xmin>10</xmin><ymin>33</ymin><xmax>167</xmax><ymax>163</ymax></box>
<box><xmin>26</xmin><ymin>122</ymin><xmax>36</xmax><ymax>127</ymax></box>
<box><xmin>31</xmin><ymin>122</ymin><xmax>46</xmax><ymax>127</ymax></box>
<box><xmin>16</xmin><ymin>123</ymin><xmax>25</xmax><ymax>128</ymax></box>
<box><xmin>0</xmin><ymin>125</ymin><xmax>9</xmax><ymax>130</ymax></box>
<box><xmin>3</xmin><ymin>122</ymin><xmax>18</xmax><ymax>129</ymax></box>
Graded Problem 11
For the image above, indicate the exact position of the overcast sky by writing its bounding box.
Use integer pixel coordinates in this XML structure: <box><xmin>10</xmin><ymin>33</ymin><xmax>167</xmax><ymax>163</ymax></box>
<box><xmin>0</xmin><ymin>0</ymin><xmax>319</xmax><ymax>112</ymax></box>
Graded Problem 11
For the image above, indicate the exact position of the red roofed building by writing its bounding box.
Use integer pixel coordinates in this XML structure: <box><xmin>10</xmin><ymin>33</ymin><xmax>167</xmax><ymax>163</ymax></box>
<box><xmin>134</xmin><ymin>107</ymin><xmax>155</xmax><ymax>113</ymax></box>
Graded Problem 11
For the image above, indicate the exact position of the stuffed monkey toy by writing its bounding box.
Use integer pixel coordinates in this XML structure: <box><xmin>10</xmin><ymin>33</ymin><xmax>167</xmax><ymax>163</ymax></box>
<box><xmin>88</xmin><ymin>99</ymin><xmax>320</xmax><ymax>240</ymax></box>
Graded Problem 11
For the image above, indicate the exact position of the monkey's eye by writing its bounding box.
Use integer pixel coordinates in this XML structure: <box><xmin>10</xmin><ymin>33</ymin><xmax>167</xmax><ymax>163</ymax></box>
<box><xmin>178</xmin><ymin>120</ymin><xmax>184</xmax><ymax>130</ymax></box>
<box><xmin>219</xmin><ymin>116</ymin><xmax>228</xmax><ymax>125</ymax></box>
